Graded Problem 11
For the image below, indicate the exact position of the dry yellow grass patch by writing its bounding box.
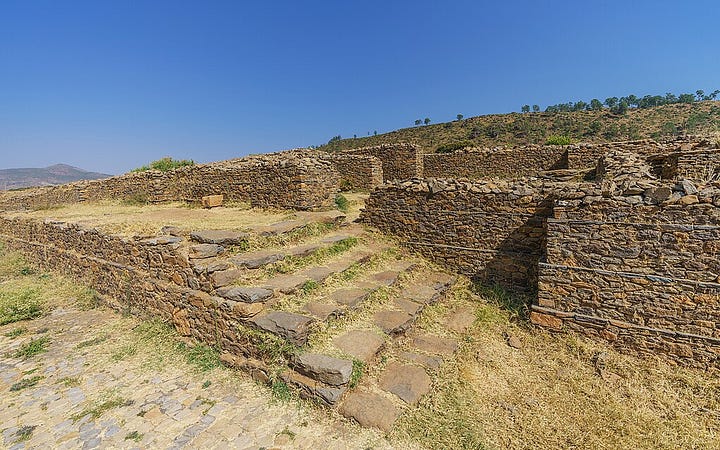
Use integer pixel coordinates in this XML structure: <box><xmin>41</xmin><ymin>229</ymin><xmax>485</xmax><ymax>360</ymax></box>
<box><xmin>392</xmin><ymin>282</ymin><xmax>720</xmax><ymax>450</ymax></box>
<box><xmin>8</xmin><ymin>201</ymin><xmax>291</xmax><ymax>236</ymax></box>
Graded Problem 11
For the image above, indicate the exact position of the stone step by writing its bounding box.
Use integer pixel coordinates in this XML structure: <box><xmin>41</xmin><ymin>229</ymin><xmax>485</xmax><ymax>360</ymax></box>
<box><xmin>261</xmin><ymin>248</ymin><xmax>376</xmax><ymax>294</ymax></box>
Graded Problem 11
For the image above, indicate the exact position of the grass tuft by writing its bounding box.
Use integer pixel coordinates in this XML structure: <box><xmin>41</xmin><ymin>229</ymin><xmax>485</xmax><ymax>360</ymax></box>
<box><xmin>71</xmin><ymin>397</ymin><xmax>134</xmax><ymax>422</ymax></box>
<box><xmin>13</xmin><ymin>336</ymin><xmax>50</xmax><ymax>359</ymax></box>
<box><xmin>9</xmin><ymin>375</ymin><xmax>44</xmax><ymax>392</ymax></box>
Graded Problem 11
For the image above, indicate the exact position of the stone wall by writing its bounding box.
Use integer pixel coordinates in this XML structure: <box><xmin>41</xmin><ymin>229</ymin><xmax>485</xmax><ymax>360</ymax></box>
<box><xmin>662</xmin><ymin>149</ymin><xmax>720</xmax><ymax>182</ymax></box>
<box><xmin>320</xmin><ymin>154</ymin><xmax>384</xmax><ymax>191</ymax></box>
<box><xmin>339</xmin><ymin>143</ymin><xmax>422</xmax><ymax>182</ymax></box>
<box><xmin>0</xmin><ymin>153</ymin><xmax>340</xmax><ymax>211</ymax></box>
<box><xmin>360</xmin><ymin>178</ymin><xmax>555</xmax><ymax>290</ymax></box>
<box><xmin>422</xmin><ymin>145</ymin><xmax>567</xmax><ymax>179</ymax></box>
<box><xmin>534</xmin><ymin>189</ymin><xmax>720</xmax><ymax>369</ymax></box>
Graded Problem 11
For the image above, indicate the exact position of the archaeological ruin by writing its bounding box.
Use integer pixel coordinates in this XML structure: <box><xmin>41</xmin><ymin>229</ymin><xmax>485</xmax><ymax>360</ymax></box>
<box><xmin>1</xmin><ymin>135</ymin><xmax>719</xmax><ymax>429</ymax></box>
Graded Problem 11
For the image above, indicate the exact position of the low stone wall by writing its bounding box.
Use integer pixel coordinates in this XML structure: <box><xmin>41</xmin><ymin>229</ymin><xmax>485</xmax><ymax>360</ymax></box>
<box><xmin>566</xmin><ymin>139</ymin><xmax>667</xmax><ymax>169</ymax></box>
<box><xmin>0</xmin><ymin>153</ymin><xmax>339</xmax><ymax>211</ymax></box>
<box><xmin>340</xmin><ymin>143</ymin><xmax>422</xmax><ymax>181</ymax></box>
<box><xmin>360</xmin><ymin>178</ymin><xmax>555</xmax><ymax>290</ymax></box>
<box><xmin>422</xmin><ymin>145</ymin><xmax>567</xmax><ymax>179</ymax></box>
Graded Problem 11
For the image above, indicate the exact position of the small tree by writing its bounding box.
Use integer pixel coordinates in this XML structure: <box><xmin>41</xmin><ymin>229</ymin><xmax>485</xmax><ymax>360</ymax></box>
<box><xmin>590</xmin><ymin>99</ymin><xmax>603</xmax><ymax>110</ymax></box>
<box><xmin>521</xmin><ymin>105</ymin><xmax>530</xmax><ymax>113</ymax></box>
<box><xmin>604</xmin><ymin>97</ymin><xmax>619</xmax><ymax>109</ymax></box>
<box><xmin>696</xmin><ymin>90</ymin><xmax>706</xmax><ymax>101</ymax></box>
<box><xmin>424</xmin><ymin>117</ymin><xmax>431</xmax><ymax>125</ymax></box>
<box><xmin>456</xmin><ymin>114</ymin><xmax>464</xmax><ymax>120</ymax></box>
<box><xmin>373</xmin><ymin>130</ymin><xmax>377</xmax><ymax>135</ymax></box>
<box><xmin>532</xmin><ymin>105</ymin><xmax>540</xmax><ymax>112</ymax></box>
<box><xmin>414</xmin><ymin>119</ymin><xmax>422</xmax><ymax>126</ymax></box>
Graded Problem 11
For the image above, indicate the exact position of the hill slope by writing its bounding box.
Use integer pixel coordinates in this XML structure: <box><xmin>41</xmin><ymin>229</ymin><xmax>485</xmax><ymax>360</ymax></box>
<box><xmin>0</xmin><ymin>164</ymin><xmax>111</xmax><ymax>190</ymax></box>
<box><xmin>319</xmin><ymin>101</ymin><xmax>720</xmax><ymax>153</ymax></box>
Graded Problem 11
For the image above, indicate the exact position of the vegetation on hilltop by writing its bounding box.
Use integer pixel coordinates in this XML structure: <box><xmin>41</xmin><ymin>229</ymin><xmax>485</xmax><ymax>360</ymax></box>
<box><xmin>318</xmin><ymin>101</ymin><xmax>720</xmax><ymax>154</ymax></box>
<box><xmin>130</xmin><ymin>157</ymin><xmax>195</xmax><ymax>173</ymax></box>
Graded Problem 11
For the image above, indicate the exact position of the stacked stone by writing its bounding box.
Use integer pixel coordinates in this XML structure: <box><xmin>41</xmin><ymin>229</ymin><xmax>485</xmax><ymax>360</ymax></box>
<box><xmin>339</xmin><ymin>142</ymin><xmax>422</xmax><ymax>181</ymax></box>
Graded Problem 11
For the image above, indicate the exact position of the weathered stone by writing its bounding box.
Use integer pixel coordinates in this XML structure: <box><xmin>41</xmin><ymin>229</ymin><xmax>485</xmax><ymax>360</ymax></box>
<box><xmin>160</xmin><ymin>225</ymin><xmax>183</xmax><ymax>236</ymax></box>
<box><xmin>333</xmin><ymin>330</ymin><xmax>385</xmax><ymax>364</ymax></box>
<box><xmin>367</xmin><ymin>270</ymin><xmax>401</xmax><ymax>287</ymax></box>
<box><xmin>256</xmin><ymin>220</ymin><xmax>304</xmax><ymax>236</ymax></box>
<box><xmin>679</xmin><ymin>194</ymin><xmax>699</xmax><ymax>205</ymax></box>
<box><xmin>232</xmin><ymin>301</ymin><xmax>264</xmax><ymax>317</ymax></box>
<box><xmin>411</xmin><ymin>334</ymin><xmax>458</xmax><ymax>356</ymax></box>
<box><xmin>402</xmin><ymin>284</ymin><xmax>438</xmax><ymax>304</ymax></box>
<box><xmin>373</xmin><ymin>310</ymin><xmax>413</xmax><ymax>335</ymax></box>
<box><xmin>251</xmin><ymin>311</ymin><xmax>315</xmax><ymax>346</ymax></box>
<box><xmin>378</xmin><ymin>361</ymin><xmax>431</xmax><ymax>405</ymax></box>
<box><xmin>303</xmin><ymin>265</ymin><xmax>335</xmax><ymax>283</ymax></box>
<box><xmin>201</xmin><ymin>194</ymin><xmax>223</xmax><ymax>208</ymax></box>
<box><xmin>216</xmin><ymin>286</ymin><xmax>273</xmax><ymax>303</ymax></box>
<box><xmin>230</xmin><ymin>251</ymin><xmax>285</xmax><ymax>269</ymax></box>
<box><xmin>287</xmin><ymin>243</ymin><xmax>322</xmax><ymax>258</ymax></box>
<box><xmin>281</xmin><ymin>370</ymin><xmax>346</xmax><ymax>405</ymax></box>
<box><xmin>262</xmin><ymin>274</ymin><xmax>310</xmax><ymax>294</ymax></box>
<box><xmin>303</xmin><ymin>302</ymin><xmax>345</xmax><ymax>321</ymax></box>
<box><xmin>328</xmin><ymin>288</ymin><xmax>371</xmax><ymax>308</ymax></box>
<box><xmin>394</xmin><ymin>298</ymin><xmax>423</xmax><ymax>315</ymax></box>
<box><xmin>444</xmin><ymin>307</ymin><xmax>476</xmax><ymax>333</ymax></box>
<box><xmin>190</xmin><ymin>229</ymin><xmax>248</xmax><ymax>245</ymax></box>
<box><xmin>530</xmin><ymin>311</ymin><xmax>563</xmax><ymax>329</ymax></box>
<box><xmin>192</xmin><ymin>258</ymin><xmax>233</xmax><ymax>274</ymax></box>
<box><xmin>189</xmin><ymin>244</ymin><xmax>224</xmax><ymax>259</ymax></box>
<box><xmin>397</xmin><ymin>351</ymin><xmax>442</xmax><ymax>370</ymax></box>
<box><xmin>506</xmin><ymin>335</ymin><xmax>523</xmax><ymax>349</ymax></box>
<box><xmin>293</xmin><ymin>353</ymin><xmax>352</xmax><ymax>386</ymax></box>
<box><xmin>210</xmin><ymin>269</ymin><xmax>244</xmax><ymax>287</ymax></box>
<box><xmin>680</xmin><ymin>179</ymin><xmax>698</xmax><ymax>195</ymax></box>
<box><xmin>339</xmin><ymin>391</ymin><xmax>400</xmax><ymax>432</ymax></box>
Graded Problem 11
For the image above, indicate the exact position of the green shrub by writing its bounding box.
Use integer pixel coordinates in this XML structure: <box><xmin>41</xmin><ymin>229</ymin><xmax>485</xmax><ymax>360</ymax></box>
<box><xmin>545</xmin><ymin>135</ymin><xmax>573</xmax><ymax>145</ymax></box>
<box><xmin>130</xmin><ymin>157</ymin><xmax>194</xmax><ymax>173</ymax></box>
<box><xmin>0</xmin><ymin>288</ymin><xmax>43</xmax><ymax>325</ymax></box>
<box><xmin>335</xmin><ymin>194</ymin><xmax>349</xmax><ymax>212</ymax></box>
<box><xmin>435</xmin><ymin>141</ymin><xmax>473</xmax><ymax>153</ymax></box>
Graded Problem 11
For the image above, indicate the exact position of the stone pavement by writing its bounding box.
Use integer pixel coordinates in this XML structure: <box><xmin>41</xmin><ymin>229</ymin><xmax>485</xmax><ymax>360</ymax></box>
<box><xmin>0</xmin><ymin>306</ymin><xmax>397</xmax><ymax>450</ymax></box>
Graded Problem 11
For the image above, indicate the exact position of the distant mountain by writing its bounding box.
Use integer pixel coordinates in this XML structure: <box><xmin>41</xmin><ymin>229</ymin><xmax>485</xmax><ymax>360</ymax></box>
<box><xmin>0</xmin><ymin>164</ymin><xmax>112</xmax><ymax>190</ymax></box>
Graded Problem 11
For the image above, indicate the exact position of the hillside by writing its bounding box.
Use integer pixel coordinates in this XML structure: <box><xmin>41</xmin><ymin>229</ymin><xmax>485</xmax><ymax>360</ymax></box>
<box><xmin>319</xmin><ymin>101</ymin><xmax>720</xmax><ymax>153</ymax></box>
<box><xmin>0</xmin><ymin>164</ymin><xmax>111</xmax><ymax>190</ymax></box>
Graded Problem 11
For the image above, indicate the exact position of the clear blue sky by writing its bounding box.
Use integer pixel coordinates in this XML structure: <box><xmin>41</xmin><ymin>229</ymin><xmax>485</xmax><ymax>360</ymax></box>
<box><xmin>1</xmin><ymin>0</ymin><xmax>719</xmax><ymax>174</ymax></box>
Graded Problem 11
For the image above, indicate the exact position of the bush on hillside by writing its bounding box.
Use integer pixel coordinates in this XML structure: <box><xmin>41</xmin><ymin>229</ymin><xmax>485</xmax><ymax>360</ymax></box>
<box><xmin>131</xmin><ymin>157</ymin><xmax>195</xmax><ymax>173</ymax></box>
<box><xmin>545</xmin><ymin>135</ymin><xmax>573</xmax><ymax>145</ymax></box>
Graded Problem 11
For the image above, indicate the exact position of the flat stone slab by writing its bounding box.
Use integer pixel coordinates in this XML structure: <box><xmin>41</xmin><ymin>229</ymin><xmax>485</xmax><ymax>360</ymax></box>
<box><xmin>293</xmin><ymin>353</ymin><xmax>352</xmax><ymax>386</ymax></box>
<box><xmin>411</xmin><ymin>334</ymin><xmax>458</xmax><ymax>356</ymax></box>
<box><xmin>216</xmin><ymin>286</ymin><xmax>274</xmax><ymax>303</ymax></box>
<box><xmin>230</xmin><ymin>251</ymin><xmax>285</xmax><ymax>269</ymax></box>
<box><xmin>303</xmin><ymin>302</ymin><xmax>345</xmax><ymax>321</ymax></box>
<box><xmin>445</xmin><ymin>306</ymin><xmax>476</xmax><ymax>333</ymax></box>
<box><xmin>251</xmin><ymin>311</ymin><xmax>315</xmax><ymax>346</ymax></box>
<box><xmin>189</xmin><ymin>243</ymin><xmax>224</xmax><ymax>259</ymax></box>
<box><xmin>367</xmin><ymin>270</ymin><xmax>401</xmax><ymax>287</ymax></box>
<box><xmin>190</xmin><ymin>230</ymin><xmax>249</xmax><ymax>245</ymax></box>
<box><xmin>333</xmin><ymin>330</ymin><xmax>385</xmax><ymax>364</ymax></box>
<box><xmin>210</xmin><ymin>268</ymin><xmax>244</xmax><ymax>287</ymax></box>
<box><xmin>397</xmin><ymin>351</ymin><xmax>443</xmax><ymax>370</ymax></box>
<box><xmin>373</xmin><ymin>310</ymin><xmax>413</xmax><ymax>335</ymax></box>
<box><xmin>402</xmin><ymin>284</ymin><xmax>438</xmax><ymax>304</ymax></box>
<box><xmin>256</xmin><ymin>220</ymin><xmax>305</xmax><ymax>236</ymax></box>
<box><xmin>191</xmin><ymin>258</ymin><xmax>232</xmax><ymax>274</ymax></box>
<box><xmin>321</xmin><ymin>235</ymin><xmax>353</xmax><ymax>244</ymax></box>
<box><xmin>140</xmin><ymin>236</ymin><xmax>182</xmax><ymax>246</ymax></box>
<box><xmin>378</xmin><ymin>361</ymin><xmax>431</xmax><ymax>405</ymax></box>
<box><xmin>287</xmin><ymin>243</ymin><xmax>322</xmax><ymax>258</ymax></box>
<box><xmin>302</xmin><ymin>266</ymin><xmax>335</xmax><ymax>283</ymax></box>
<box><xmin>339</xmin><ymin>391</ymin><xmax>400</xmax><ymax>432</ymax></box>
<box><xmin>394</xmin><ymin>298</ymin><xmax>423</xmax><ymax>316</ymax></box>
<box><xmin>262</xmin><ymin>274</ymin><xmax>310</xmax><ymax>294</ymax></box>
<box><xmin>282</xmin><ymin>370</ymin><xmax>346</xmax><ymax>405</ymax></box>
<box><xmin>329</xmin><ymin>288</ymin><xmax>372</xmax><ymax>308</ymax></box>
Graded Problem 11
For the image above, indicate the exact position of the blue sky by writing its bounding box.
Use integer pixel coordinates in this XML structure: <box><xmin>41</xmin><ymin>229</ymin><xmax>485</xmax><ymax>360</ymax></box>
<box><xmin>1</xmin><ymin>0</ymin><xmax>719</xmax><ymax>174</ymax></box>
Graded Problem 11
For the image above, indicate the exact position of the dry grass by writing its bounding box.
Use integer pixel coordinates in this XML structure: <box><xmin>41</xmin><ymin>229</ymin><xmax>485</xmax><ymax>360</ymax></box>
<box><xmin>392</xmin><ymin>281</ymin><xmax>720</xmax><ymax>450</ymax></box>
<box><xmin>8</xmin><ymin>200</ymin><xmax>290</xmax><ymax>236</ymax></box>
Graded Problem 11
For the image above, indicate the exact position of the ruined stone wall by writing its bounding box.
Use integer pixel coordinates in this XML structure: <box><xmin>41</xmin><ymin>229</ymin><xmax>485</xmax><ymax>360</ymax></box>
<box><xmin>0</xmin><ymin>153</ymin><xmax>339</xmax><ymax>211</ymax></box>
<box><xmin>662</xmin><ymin>149</ymin><xmax>720</xmax><ymax>182</ymax></box>
<box><xmin>534</xmin><ymin>189</ymin><xmax>720</xmax><ymax>369</ymax></box>
<box><xmin>565</xmin><ymin>140</ymin><xmax>668</xmax><ymax>169</ymax></box>
<box><xmin>320</xmin><ymin>154</ymin><xmax>384</xmax><ymax>190</ymax></box>
<box><xmin>340</xmin><ymin>143</ymin><xmax>422</xmax><ymax>181</ymax></box>
<box><xmin>422</xmin><ymin>146</ymin><xmax>568</xmax><ymax>179</ymax></box>
<box><xmin>360</xmin><ymin>178</ymin><xmax>556</xmax><ymax>290</ymax></box>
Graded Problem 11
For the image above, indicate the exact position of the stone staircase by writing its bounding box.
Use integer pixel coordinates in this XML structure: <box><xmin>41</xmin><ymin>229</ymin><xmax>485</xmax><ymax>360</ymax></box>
<box><xmin>179</xmin><ymin>213</ymin><xmax>464</xmax><ymax>432</ymax></box>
